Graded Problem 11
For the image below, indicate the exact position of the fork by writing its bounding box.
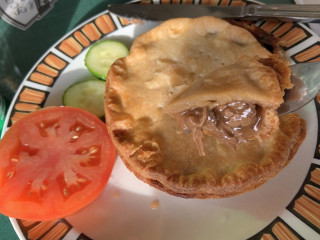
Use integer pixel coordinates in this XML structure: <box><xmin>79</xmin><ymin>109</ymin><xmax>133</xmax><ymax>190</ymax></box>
<box><xmin>278</xmin><ymin>61</ymin><xmax>320</xmax><ymax>116</ymax></box>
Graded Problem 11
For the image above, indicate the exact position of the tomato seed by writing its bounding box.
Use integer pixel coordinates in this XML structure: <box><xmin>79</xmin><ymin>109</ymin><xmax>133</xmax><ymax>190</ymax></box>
<box><xmin>81</xmin><ymin>149</ymin><xmax>88</xmax><ymax>154</ymax></box>
<box><xmin>63</xmin><ymin>188</ymin><xmax>69</xmax><ymax>196</ymax></box>
<box><xmin>75</xmin><ymin>126</ymin><xmax>83</xmax><ymax>132</ymax></box>
<box><xmin>90</xmin><ymin>147</ymin><xmax>98</xmax><ymax>154</ymax></box>
<box><xmin>7</xmin><ymin>171</ymin><xmax>15</xmax><ymax>179</ymax></box>
<box><xmin>11</xmin><ymin>158</ymin><xmax>18</xmax><ymax>163</ymax></box>
<box><xmin>40</xmin><ymin>122</ymin><xmax>45</xmax><ymax>128</ymax></box>
<box><xmin>77</xmin><ymin>178</ymin><xmax>87</xmax><ymax>183</ymax></box>
<box><xmin>72</xmin><ymin>135</ymin><xmax>79</xmax><ymax>140</ymax></box>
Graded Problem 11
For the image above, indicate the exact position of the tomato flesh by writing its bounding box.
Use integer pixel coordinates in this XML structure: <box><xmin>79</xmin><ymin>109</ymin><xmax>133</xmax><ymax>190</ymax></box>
<box><xmin>0</xmin><ymin>106</ymin><xmax>116</xmax><ymax>220</ymax></box>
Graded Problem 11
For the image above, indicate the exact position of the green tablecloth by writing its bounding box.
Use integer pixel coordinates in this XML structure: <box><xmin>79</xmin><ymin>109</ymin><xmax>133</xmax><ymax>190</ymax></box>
<box><xmin>0</xmin><ymin>0</ymin><xmax>294</xmax><ymax>239</ymax></box>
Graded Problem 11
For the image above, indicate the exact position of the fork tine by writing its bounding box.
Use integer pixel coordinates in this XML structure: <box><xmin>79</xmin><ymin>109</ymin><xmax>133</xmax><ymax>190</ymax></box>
<box><xmin>278</xmin><ymin>61</ymin><xmax>320</xmax><ymax>116</ymax></box>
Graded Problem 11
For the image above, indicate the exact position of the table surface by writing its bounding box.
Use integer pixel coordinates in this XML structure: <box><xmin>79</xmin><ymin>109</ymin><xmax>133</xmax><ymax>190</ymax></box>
<box><xmin>0</xmin><ymin>0</ymin><xmax>295</xmax><ymax>239</ymax></box>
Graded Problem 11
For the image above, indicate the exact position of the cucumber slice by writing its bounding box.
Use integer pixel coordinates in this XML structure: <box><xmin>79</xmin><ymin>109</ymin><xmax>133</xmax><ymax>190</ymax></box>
<box><xmin>63</xmin><ymin>79</ymin><xmax>106</xmax><ymax>117</ymax></box>
<box><xmin>85</xmin><ymin>40</ymin><xmax>129</xmax><ymax>80</ymax></box>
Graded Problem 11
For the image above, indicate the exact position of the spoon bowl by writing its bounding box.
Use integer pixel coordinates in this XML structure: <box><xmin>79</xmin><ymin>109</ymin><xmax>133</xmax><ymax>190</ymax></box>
<box><xmin>278</xmin><ymin>61</ymin><xmax>320</xmax><ymax>116</ymax></box>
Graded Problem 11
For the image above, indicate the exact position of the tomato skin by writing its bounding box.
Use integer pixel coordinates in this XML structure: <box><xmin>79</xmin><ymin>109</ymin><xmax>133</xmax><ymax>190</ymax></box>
<box><xmin>0</xmin><ymin>106</ymin><xmax>116</xmax><ymax>220</ymax></box>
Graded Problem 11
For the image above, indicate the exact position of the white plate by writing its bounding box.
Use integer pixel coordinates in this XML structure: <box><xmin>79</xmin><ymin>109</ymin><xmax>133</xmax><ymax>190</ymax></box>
<box><xmin>3</xmin><ymin>1</ymin><xmax>320</xmax><ymax>240</ymax></box>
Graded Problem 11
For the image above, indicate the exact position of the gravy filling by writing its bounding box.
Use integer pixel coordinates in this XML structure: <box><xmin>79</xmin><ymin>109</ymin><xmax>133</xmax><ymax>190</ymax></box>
<box><xmin>174</xmin><ymin>102</ymin><xmax>262</xmax><ymax>156</ymax></box>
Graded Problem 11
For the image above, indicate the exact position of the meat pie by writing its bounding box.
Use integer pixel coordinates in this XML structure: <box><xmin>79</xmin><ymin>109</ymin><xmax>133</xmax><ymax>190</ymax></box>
<box><xmin>105</xmin><ymin>16</ymin><xmax>306</xmax><ymax>198</ymax></box>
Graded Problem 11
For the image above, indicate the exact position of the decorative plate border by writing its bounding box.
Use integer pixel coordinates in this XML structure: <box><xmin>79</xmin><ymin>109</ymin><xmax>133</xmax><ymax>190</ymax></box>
<box><xmin>2</xmin><ymin>0</ymin><xmax>320</xmax><ymax>239</ymax></box>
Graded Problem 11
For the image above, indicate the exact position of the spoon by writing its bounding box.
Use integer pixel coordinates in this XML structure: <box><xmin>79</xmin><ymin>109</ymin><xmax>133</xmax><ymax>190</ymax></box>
<box><xmin>278</xmin><ymin>61</ymin><xmax>320</xmax><ymax>116</ymax></box>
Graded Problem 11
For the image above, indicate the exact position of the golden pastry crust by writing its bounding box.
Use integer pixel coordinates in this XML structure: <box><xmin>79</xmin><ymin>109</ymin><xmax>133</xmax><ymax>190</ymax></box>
<box><xmin>258</xmin><ymin>54</ymin><xmax>293</xmax><ymax>93</ymax></box>
<box><xmin>163</xmin><ymin>56</ymin><xmax>284</xmax><ymax>111</ymax></box>
<box><xmin>105</xmin><ymin>16</ymin><xmax>306</xmax><ymax>198</ymax></box>
<box><xmin>136</xmin><ymin>115</ymin><xmax>305</xmax><ymax>199</ymax></box>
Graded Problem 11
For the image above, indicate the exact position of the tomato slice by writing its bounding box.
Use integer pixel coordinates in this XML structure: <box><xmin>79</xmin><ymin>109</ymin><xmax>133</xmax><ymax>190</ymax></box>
<box><xmin>0</xmin><ymin>106</ymin><xmax>116</xmax><ymax>220</ymax></box>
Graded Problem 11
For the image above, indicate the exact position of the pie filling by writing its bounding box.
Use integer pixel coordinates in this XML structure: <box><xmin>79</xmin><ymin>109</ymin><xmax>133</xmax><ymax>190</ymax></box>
<box><xmin>174</xmin><ymin>102</ymin><xmax>262</xmax><ymax>156</ymax></box>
